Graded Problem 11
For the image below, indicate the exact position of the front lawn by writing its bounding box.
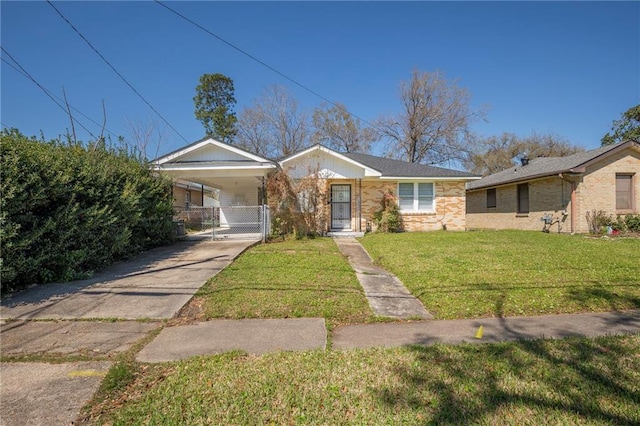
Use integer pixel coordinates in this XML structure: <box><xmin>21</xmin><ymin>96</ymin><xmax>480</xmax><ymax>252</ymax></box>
<box><xmin>195</xmin><ymin>238</ymin><xmax>373</xmax><ymax>325</ymax></box>
<box><xmin>86</xmin><ymin>334</ymin><xmax>640</xmax><ymax>425</ymax></box>
<box><xmin>360</xmin><ymin>231</ymin><xmax>640</xmax><ymax>319</ymax></box>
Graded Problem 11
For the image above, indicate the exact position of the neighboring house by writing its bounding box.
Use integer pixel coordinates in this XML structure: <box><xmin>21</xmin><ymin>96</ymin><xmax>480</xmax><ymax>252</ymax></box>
<box><xmin>154</xmin><ymin>138</ymin><xmax>480</xmax><ymax>235</ymax></box>
<box><xmin>172</xmin><ymin>179</ymin><xmax>218</xmax><ymax>211</ymax></box>
<box><xmin>466</xmin><ymin>140</ymin><xmax>640</xmax><ymax>233</ymax></box>
<box><xmin>278</xmin><ymin>145</ymin><xmax>479</xmax><ymax>233</ymax></box>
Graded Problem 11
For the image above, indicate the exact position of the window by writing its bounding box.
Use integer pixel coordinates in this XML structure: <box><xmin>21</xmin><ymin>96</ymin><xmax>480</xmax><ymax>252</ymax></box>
<box><xmin>487</xmin><ymin>188</ymin><xmax>496</xmax><ymax>208</ymax></box>
<box><xmin>398</xmin><ymin>182</ymin><xmax>434</xmax><ymax>212</ymax></box>
<box><xmin>616</xmin><ymin>174</ymin><xmax>634</xmax><ymax>211</ymax></box>
<box><xmin>517</xmin><ymin>183</ymin><xmax>529</xmax><ymax>214</ymax></box>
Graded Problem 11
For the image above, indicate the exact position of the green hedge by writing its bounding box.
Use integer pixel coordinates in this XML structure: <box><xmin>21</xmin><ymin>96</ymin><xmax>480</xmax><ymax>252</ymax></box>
<box><xmin>0</xmin><ymin>129</ymin><xmax>175</xmax><ymax>294</ymax></box>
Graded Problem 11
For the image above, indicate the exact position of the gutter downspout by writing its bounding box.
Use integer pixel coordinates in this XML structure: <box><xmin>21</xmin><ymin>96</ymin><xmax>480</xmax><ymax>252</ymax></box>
<box><xmin>559</xmin><ymin>173</ymin><xmax>576</xmax><ymax>233</ymax></box>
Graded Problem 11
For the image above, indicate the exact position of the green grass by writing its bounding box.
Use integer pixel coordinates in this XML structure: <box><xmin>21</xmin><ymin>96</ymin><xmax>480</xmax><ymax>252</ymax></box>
<box><xmin>91</xmin><ymin>334</ymin><xmax>640</xmax><ymax>425</ymax></box>
<box><xmin>360</xmin><ymin>230</ymin><xmax>640</xmax><ymax>319</ymax></box>
<box><xmin>196</xmin><ymin>238</ymin><xmax>373</xmax><ymax>325</ymax></box>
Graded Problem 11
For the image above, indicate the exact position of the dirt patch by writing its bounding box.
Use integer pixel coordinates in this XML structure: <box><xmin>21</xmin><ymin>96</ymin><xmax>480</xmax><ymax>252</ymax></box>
<box><xmin>168</xmin><ymin>297</ymin><xmax>206</xmax><ymax>326</ymax></box>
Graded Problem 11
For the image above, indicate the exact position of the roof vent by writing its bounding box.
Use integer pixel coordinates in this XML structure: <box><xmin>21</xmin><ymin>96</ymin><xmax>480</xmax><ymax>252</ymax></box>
<box><xmin>520</xmin><ymin>155</ymin><xmax>529</xmax><ymax>167</ymax></box>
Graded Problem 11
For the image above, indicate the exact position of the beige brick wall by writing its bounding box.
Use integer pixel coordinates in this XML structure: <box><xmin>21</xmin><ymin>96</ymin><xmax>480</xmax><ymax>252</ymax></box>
<box><xmin>358</xmin><ymin>180</ymin><xmax>467</xmax><ymax>232</ymax></box>
<box><xmin>575</xmin><ymin>149</ymin><xmax>640</xmax><ymax>232</ymax></box>
<box><xmin>172</xmin><ymin>185</ymin><xmax>203</xmax><ymax>209</ymax></box>
<box><xmin>467</xmin><ymin>177</ymin><xmax>572</xmax><ymax>232</ymax></box>
<box><xmin>467</xmin><ymin>148</ymin><xmax>640</xmax><ymax>233</ymax></box>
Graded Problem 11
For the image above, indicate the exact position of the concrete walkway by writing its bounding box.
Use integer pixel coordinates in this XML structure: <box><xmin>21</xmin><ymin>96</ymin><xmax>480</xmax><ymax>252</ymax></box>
<box><xmin>333</xmin><ymin>237</ymin><xmax>432</xmax><ymax>319</ymax></box>
<box><xmin>137</xmin><ymin>318</ymin><xmax>327</xmax><ymax>362</ymax></box>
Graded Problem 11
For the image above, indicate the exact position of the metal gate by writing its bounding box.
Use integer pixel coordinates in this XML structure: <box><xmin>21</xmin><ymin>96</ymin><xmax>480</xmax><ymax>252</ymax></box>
<box><xmin>184</xmin><ymin>205</ymin><xmax>270</xmax><ymax>241</ymax></box>
<box><xmin>331</xmin><ymin>184</ymin><xmax>351</xmax><ymax>230</ymax></box>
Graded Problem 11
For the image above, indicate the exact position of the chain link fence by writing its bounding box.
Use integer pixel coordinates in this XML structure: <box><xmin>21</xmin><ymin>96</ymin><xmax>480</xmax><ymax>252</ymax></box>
<box><xmin>175</xmin><ymin>205</ymin><xmax>270</xmax><ymax>240</ymax></box>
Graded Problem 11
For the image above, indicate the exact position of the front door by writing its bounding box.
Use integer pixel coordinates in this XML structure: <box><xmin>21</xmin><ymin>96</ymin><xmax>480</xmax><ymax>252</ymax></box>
<box><xmin>331</xmin><ymin>184</ymin><xmax>351</xmax><ymax>230</ymax></box>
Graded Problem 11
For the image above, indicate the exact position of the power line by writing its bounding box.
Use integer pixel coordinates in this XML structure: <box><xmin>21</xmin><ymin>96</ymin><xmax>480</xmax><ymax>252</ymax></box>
<box><xmin>46</xmin><ymin>0</ymin><xmax>189</xmax><ymax>144</ymax></box>
<box><xmin>154</xmin><ymin>0</ymin><xmax>380</xmax><ymax>131</ymax></box>
<box><xmin>1</xmin><ymin>47</ymin><xmax>98</xmax><ymax>139</ymax></box>
<box><xmin>1</xmin><ymin>56</ymin><xmax>120</xmax><ymax>139</ymax></box>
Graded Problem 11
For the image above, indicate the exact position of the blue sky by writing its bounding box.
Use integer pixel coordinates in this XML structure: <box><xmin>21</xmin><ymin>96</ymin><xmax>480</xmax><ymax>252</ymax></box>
<box><xmin>2</xmin><ymin>1</ymin><xmax>638</xmax><ymax>159</ymax></box>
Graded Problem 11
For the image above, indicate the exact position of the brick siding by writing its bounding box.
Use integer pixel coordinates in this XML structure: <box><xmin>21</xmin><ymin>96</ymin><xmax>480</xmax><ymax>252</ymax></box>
<box><xmin>466</xmin><ymin>149</ymin><xmax>640</xmax><ymax>233</ymax></box>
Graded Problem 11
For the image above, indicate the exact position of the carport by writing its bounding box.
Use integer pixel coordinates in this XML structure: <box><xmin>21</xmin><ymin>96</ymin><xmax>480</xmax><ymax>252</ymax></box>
<box><xmin>153</xmin><ymin>137</ymin><xmax>276</xmax><ymax>240</ymax></box>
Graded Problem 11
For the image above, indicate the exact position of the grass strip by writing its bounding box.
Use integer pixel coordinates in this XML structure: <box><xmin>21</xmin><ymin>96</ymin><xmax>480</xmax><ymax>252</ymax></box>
<box><xmin>197</xmin><ymin>238</ymin><xmax>373</xmax><ymax>325</ymax></box>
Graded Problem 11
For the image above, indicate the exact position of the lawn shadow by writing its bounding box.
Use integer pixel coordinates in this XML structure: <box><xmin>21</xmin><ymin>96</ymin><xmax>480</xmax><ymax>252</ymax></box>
<box><xmin>567</xmin><ymin>286</ymin><xmax>640</xmax><ymax>312</ymax></box>
<box><xmin>376</xmin><ymin>335</ymin><xmax>640</xmax><ymax>424</ymax></box>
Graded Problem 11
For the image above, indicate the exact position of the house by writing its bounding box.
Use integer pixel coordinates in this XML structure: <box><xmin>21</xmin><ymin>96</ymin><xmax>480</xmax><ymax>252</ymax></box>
<box><xmin>281</xmin><ymin>145</ymin><xmax>480</xmax><ymax>233</ymax></box>
<box><xmin>154</xmin><ymin>138</ymin><xmax>479</xmax><ymax>236</ymax></box>
<box><xmin>466</xmin><ymin>140</ymin><xmax>640</xmax><ymax>233</ymax></box>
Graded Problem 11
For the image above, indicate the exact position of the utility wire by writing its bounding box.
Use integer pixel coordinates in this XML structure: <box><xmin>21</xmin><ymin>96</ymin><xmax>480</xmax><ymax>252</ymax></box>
<box><xmin>2</xmin><ymin>56</ymin><xmax>120</xmax><ymax>139</ymax></box>
<box><xmin>46</xmin><ymin>0</ymin><xmax>189</xmax><ymax>143</ymax></box>
<box><xmin>154</xmin><ymin>0</ymin><xmax>380</xmax><ymax>131</ymax></box>
<box><xmin>1</xmin><ymin>47</ymin><xmax>98</xmax><ymax>139</ymax></box>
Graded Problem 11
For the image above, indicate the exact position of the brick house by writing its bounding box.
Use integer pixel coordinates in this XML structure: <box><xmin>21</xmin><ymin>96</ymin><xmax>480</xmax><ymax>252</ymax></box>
<box><xmin>466</xmin><ymin>140</ymin><xmax>640</xmax><ymax>233</ymax></box>
<box><xmin>281</xmin><ymin>145</ymin><xmax>480</xmax><ymax>234</ymax></box>
<box><xmin>155</xmin><ymin>139</ymin><xmax>479</xmax><ymax>235</ymax></box>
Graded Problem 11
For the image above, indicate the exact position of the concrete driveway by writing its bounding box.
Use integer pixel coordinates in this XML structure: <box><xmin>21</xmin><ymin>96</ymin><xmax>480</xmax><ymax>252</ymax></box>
<box><xmin>0</xmin><ymin>238</ymin><xmax>258</xmax><ymax>320</ymax></box>
<box><xmin>1</xmin><ymin>237</ymin><xmax>258</xmax><ymax>426</ymax></box>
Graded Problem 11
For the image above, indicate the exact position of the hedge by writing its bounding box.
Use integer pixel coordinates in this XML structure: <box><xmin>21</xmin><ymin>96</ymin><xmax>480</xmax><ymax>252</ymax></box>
<box><xmin>0</xmin><ymin>129</ymin><xmax>175</xmax><ymax>294</ymax></box>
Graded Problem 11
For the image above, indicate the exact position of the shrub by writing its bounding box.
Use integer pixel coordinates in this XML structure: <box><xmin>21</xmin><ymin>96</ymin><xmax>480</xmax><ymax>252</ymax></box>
<box><xmin>372</xmin><ymin>190</ymin><xmax>403</xmax><ymax>233</ymax></box>
<box><xmin>624</xmin><ymin>213</ymin><xmax>640</xmax><ymax>232</ymax></box>
<box><xmin>585</xmin><ymin>210</ymin><xmax>611</xmax><ymax>234</ymax></box>
<box><xmin>0</xmin><ymin>129</ymin><xmax>174</xmax><ymax>294</ymax></box>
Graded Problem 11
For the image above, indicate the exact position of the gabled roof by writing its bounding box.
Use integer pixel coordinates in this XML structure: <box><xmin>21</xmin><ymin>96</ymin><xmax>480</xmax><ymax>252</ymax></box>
<box><xmin>467</xmin><ymin>140</ymin><xmax>640</xmax><ymax>191</ymax></box>
<box><xmin>154</xmin><ymin>136</ymin><xmax>274</xmax><ymax>165</ymax></box>
<box><xmin>343</xmin><ymin>152</ymin><xmax>480</xmax><ymax>180</ymax></box>
<box><xmin>280</xmin><ymin>144</ymin><xmax>479</xmax><ymax>180</ymax></box>
<box><xmin>279</xmin><ymin>145</ymin><xmax>382</xmax><ymax>177</ymax></box>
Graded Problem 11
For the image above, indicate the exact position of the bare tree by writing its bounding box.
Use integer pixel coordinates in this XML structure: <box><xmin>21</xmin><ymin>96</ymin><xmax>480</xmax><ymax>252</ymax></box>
<box><xmin>376</xmin><ymin>69</ymin><xmax>483</xmax><ymax>164</ymax></box>
<box><xmin>463</xmin><ymin>132</ymin><xmax>584</xmax><ymax>176</ymax></box>
<box><xmin>125</xmin><ymin>114</ymin><xmax>168</xmax><ymax>160</ymax></box>
<box><xmin>237</xmin><ymin>85</ymin><xmax>309</xmax><ymax>159</ymax></box>
<box><xmin>311</xmin><ymin>102</ymin><xmax>376</xmax><ymax>153</ymax></box>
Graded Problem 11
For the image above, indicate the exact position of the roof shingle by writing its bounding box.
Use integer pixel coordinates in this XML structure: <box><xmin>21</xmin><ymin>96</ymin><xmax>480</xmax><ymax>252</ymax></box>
<box><xmin>467</xmin><ymin>140</ymin><xmax>640</xmax><ymax>190</ymax></box>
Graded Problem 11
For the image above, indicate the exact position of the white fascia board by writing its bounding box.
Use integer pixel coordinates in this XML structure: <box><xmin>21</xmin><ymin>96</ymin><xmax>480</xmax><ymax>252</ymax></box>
<box><xmin>280</xmin><ymin>145</ymin><xmax>382</xmax><ymax>177</ymax></box>
<box><xmin>380</xmin><ymin>176</ymin><xmax>481</xmax><ymax>181</ymax></box>
<box><xmin>156</xmin><ymin>164</ymin><xmax>276</xmax><ymax>171</ymax></box>
<box><xmin>155</xmin><ymin>138</ymin><xmax>272</xmax><ymax>165</ymax></box>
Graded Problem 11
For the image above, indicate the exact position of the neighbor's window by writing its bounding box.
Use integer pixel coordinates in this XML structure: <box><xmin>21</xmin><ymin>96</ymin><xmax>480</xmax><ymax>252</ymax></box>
<box><xmin>517</xmin><ymin>183</ymin><xmax>529</xmax><ymax>214</ymax></box>
<box><xmin>398</xmin><ymin>182</ymin><xmax>434</xmax><ymax>212</ymax></box>
<box><xmin>616</xmin><ymin>174</ymin><xmax>634</xmax><ymax>211</ymax></box>
<box><xmin>487</xmin><ymin>188</ymin><xmax>497</xmax><ymax>208</ymax></box>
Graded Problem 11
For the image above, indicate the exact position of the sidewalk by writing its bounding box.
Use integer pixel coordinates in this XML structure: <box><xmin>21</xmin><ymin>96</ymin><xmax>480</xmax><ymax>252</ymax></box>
<box><xmin>333</xmin><ymin>310</ymin><xmax>640</xmax><ymax>350</ymax></box>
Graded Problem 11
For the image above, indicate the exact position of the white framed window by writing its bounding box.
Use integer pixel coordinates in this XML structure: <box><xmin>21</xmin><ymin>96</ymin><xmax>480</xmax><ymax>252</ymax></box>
<box><xmin>398</xmin><ymin>182</ymin><xmax>434</xmax><ymax>212</ymax></box>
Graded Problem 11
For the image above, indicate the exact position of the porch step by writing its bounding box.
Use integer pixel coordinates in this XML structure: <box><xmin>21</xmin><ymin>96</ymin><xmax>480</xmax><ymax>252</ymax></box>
<box><xmin>328</xmin><ymin>231</ymin><xmax>365</xmax><ymax>238</ymax></box>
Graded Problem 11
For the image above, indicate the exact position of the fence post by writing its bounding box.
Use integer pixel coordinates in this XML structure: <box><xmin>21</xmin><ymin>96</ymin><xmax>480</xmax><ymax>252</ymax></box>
<box><xmin>261</xmin><ymin>205</ymin><xmax>266</xmax><ymax>243</ymax></box>
<box><xmin>212</xmin><ymin>206</ymin><xmax>216</xmax><ymax>241</ymax></box>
